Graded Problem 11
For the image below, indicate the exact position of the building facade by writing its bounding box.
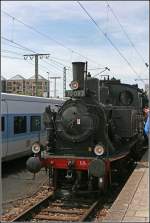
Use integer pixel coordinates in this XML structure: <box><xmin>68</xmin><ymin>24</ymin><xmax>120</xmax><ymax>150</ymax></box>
<box><xmin>6</xmin><ymin>74</ymin><xmax>48</xmax><ymax>97</ymax></box>
<box><xmin>6</xmin><ymin>75</ymin><xmax>26</xmax><ymax>94</ymax></box>
<box><xmin>25</xmin><ymin>75</ymin><xmax>48</xmax><ymax>97</ymax></box>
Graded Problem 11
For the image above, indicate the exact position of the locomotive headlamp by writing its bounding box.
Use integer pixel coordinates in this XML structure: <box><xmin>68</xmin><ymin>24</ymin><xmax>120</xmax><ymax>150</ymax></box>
<box><xmin>70</xmin><ymin>81</ymin><xmax>79</xmax><ymax>90</ymax></box>
<box><xmin>32</xmin><ymin>142</ymin><xmax>41</xmax><ymax>154</ymax></box>
<box><xmin>94</xmin><ymin>144</ymin><xmax>104</xmax><ymax>156</ymax></box>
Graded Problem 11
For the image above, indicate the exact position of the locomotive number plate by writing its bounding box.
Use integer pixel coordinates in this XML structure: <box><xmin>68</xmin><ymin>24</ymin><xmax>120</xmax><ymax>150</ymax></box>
<box><xmin>65</xmin><ymin>90</ymin><xmax>85</xmax><ymax>97</ymax></box>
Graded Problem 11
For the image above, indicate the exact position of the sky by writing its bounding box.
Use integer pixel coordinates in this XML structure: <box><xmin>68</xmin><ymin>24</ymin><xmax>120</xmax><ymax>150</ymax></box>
<box><xmin>1</xmin><ymin>1</ymin><xmax>149</xmax><ymax>97</ymax></box>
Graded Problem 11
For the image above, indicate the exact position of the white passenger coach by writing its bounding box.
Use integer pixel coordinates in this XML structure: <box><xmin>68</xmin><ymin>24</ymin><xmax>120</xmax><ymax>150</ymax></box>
<box><xmin>1</xmin><ymin>93</ymin><xmax>64</xmax><ymax>161</ymax></box>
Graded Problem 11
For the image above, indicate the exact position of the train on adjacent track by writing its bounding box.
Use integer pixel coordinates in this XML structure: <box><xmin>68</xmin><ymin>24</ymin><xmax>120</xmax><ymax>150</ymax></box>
<box><xmin>26</xmin><ymin>61</ymin><xmax>148</xmax><ymax>193</ymax></box>
<box><xmin>1</xmin><ymin>93</ymin><xmax>64</xmax><ymax>162</ymax></box>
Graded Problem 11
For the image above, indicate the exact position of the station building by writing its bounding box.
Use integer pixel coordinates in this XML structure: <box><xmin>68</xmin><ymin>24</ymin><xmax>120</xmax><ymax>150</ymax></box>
<box><xmin>5</xmin><ymin>74</ymin><xmax>48</xmax><ymax>97</ymax></box>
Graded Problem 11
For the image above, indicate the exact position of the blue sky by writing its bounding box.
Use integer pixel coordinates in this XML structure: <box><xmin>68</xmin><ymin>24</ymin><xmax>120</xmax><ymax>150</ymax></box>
<box><xmin>1</xmin><ymin>1</ymin><xmax>149</xmax><ymax>96</ymax></box>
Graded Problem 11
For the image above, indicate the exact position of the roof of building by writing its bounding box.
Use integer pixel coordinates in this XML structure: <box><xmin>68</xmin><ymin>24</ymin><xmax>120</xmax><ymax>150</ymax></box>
<box><xmin>9</xmin><ymin>75</ymin><xmax>26</xmax><ymax>80</ymax></box>
<box><xmin>28</xmin><ymin>75</ymin><xmax>47</xmax><ymax>80</ymax></box>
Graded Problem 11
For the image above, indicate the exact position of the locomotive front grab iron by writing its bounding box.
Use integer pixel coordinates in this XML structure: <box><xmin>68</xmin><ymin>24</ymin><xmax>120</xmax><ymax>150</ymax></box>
<box><xmin>26</xmin><ymin>61</ymin><xmax>148</xmax><ymax>193</ymax></box>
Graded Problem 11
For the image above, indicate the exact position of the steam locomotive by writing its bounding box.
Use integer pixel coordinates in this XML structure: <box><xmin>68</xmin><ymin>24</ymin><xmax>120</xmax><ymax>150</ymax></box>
<box><xmin>26</xmin><ymin>62</ymin><xmax>148</xmax><ymax>193</ymax></box>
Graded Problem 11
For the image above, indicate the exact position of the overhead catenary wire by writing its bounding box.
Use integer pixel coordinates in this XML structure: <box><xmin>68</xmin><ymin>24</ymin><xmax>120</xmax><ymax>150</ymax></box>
<box><xmin>2</xmin><ymin>51</ymin><xmax>62</xmax><ymax>77</ymax></box>
<box><xmin>1</xmin><ymin>47</ymin><xmax>140</xmax><ymax>87</ymax></box>
<box><xmin>2</xmin><ymin>37</ymin><xmax>70</xmax><ymax>72</ymax></box>
<box><xmin>2</xmin><ymin>10</ymin><xmax>107</xmax><ymax>67</ymax></box>
<box><xmin>93</xmin><ymin>67</ymin><xmax>110</xmax><ymax>77</ymax></box>
<box><xmin>49</xmin><ymin>58</ymin><xmax>70</xmax><ymax>69</ymax></box>
<box><xmin>2</xmin><ymin>38</ymin><xmax>69</xmax><ymax>72</ymax></box>
<box><xmin>89</xmin><ymin>67</ymin><xmax>108</xmax><ymax>70</ymax></box>
<box><xmin>2</xmin><ymin>37</ymin><xmax>64</xmax><ymax>73</ymax></box>
<box><xmin>2</xmin><ymin>50</ymin><xmax>63</xmax><ymax>77</ymax></box>
<box><xmin>25</xmin><ymin>60</ymin><xmax>62</xmax><ymax>79</ymax></box>
<box><xmin>42</xmin><ymin>59</ymin><xmax>63</xmax><ymax>72</ymax></box>
<box><xmin>1</xmin><ymin>49</ymin><xmax>23</xmax><ymax>56</ymax></box>
<box><xmin>105</xmin><ymin>1</ymin><xmax>149</xmax><ymax>68</ymax></box>
<box><xmin>2</xmin><ymin>36</ymin><xmax>36</xmax><ymax>53</ymax></box>
<box><xmin>76</xmin><ymin>1</ymin><xmax>145</xmax><ymax>84</ymax></box>
<box><xmin>1</xmin><ymin>55</ymin><xmax>24</xmax><ymax>60</ymax></box>
<box><xmin>50</xmin><ymin>56</ymin><xmax>72</xmax><ymax>64</ymax></box>
<box><xmin>2</xmin><ymin>7</ymin><xmax>147</xmax><ymax>87</ymax></box>
<box><xmin>1</xmin><ymin>39</ymin><xmax>33</xmax><ymax>51</ymax></box>
<box><xmin>11</xmin><ymin>16</ymin><xmax>15</xmax><ymax>42</ymax></box>
<box><xmin>1</xmin><ymin>54</ymin><xmax>56</xmax><ymax>80</ymax></box>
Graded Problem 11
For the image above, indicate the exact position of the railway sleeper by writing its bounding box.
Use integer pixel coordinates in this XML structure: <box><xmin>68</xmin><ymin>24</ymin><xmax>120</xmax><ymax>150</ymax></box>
<box><xmin>41</xmin><ymin>207</ymin><xmax>85</xmax><ymax>214</ymax></box>
<box><xmin>34</xmin><ymin>214</ymin><xmax>80</xmax><ymax>221</ymax></box>
<box><xmin>51</xmin><ymin>202</ymin><xmax>89</xmax><ymax>208</ymax></box>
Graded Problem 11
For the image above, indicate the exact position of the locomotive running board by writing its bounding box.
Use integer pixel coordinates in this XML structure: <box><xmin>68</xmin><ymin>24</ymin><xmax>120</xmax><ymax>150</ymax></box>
<box><xmin>45</xmin><ymin>151</ymin><xmax>129</xmax><ymax>162</ymax></box>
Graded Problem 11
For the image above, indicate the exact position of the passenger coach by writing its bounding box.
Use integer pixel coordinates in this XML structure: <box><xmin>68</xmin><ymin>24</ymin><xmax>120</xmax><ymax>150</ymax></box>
<box><xmin>1</xmin><ymin>93</ymin><xmax>64</xmax><ymax>161</ymax></box>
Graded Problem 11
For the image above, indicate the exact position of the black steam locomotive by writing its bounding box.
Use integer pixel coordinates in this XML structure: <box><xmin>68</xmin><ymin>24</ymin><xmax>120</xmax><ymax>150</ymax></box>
<box><xmin>26</xmin><ymin>62</ymin><xmax>148</xmax><ymax>192</ymax></box>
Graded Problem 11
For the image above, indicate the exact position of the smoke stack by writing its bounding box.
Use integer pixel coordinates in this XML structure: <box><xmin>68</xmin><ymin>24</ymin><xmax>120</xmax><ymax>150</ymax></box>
<box><xmin>72</xmin><ymin>62</ymin><xmax>85</xmax><ymax>90</ymax></box>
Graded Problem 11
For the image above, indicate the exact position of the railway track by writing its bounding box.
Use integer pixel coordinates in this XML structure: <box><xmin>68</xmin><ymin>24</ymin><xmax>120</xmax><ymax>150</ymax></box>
<box><xmin>11</xmin><ymin>190</ymin><xmax>104</xmax><ymax>222</ymax></box>
<box><xmin>3</xmin><ymin>150</ymin><xmax>146</xmax><ymax>222</ymax></box>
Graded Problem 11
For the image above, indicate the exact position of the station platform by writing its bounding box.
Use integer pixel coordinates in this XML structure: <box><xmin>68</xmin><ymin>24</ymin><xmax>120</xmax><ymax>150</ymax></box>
<box><xmin>102</xmin><ymin>150</ymin><xmax>149</xmax><ymax>222</ymax></box>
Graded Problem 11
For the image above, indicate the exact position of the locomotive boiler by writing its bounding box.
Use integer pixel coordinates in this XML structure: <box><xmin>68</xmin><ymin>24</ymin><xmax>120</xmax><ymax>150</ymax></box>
<box><xmin>26</xmin><ymin>61</ymin><xmax>148</xmax><ymax>192</ymax></box>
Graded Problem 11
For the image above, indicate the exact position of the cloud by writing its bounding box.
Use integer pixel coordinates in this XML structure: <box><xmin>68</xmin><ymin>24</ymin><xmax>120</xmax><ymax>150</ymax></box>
<box><xmin>1</xmin><ymin>1</ymin><xmax>149</xmax><ymax>96</ymax></box>
<box><xmin>2</xmin><ymin>1</ymin><xmax>148</xmax><ymax>22</ymax></box>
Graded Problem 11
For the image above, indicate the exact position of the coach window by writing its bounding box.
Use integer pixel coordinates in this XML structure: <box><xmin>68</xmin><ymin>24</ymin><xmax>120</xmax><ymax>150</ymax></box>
<box><xmin>1</xmin><ymin>117</ymin><xmax>5</xmax><ymax>132</ymax></box>
<box><xmin>31</xmin><ymin>116</ymin><xmax>41</xmax><ymax>131</ymax></box>
<box><xmin>14</xmin><ymin>116</ymin><xmax>27</xmax><ymax>134</ymax></box>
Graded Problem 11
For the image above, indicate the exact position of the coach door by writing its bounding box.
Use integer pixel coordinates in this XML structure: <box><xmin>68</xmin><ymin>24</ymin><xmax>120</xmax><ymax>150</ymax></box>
<box><xmin>1</xmin><ymin>100</ymin><xmax>8</xmax><ymax>159</ymax></box>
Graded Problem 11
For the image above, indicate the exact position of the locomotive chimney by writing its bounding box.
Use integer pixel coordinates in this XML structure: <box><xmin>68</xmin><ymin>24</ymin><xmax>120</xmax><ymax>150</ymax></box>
<box><xmin>72</xmin><ymin>62</ymin><xmax>85</xmax><ymax>90</ymax></box>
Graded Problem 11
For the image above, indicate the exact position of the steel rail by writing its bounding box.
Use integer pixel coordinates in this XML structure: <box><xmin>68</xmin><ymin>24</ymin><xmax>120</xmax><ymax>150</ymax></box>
<box><xmin>11</xmin><ymin>191</ymin><xmax>104</xmax><ymax>222</ymax></box>
<box><xmin>81</xmin><ymin>195</ymin><xmax>106</xmax><ymax>221</ymax></box>
<box><xmin>11</xmin><ymin>192</ymin><xmax>53</xmax><ymax>222</ymax></box>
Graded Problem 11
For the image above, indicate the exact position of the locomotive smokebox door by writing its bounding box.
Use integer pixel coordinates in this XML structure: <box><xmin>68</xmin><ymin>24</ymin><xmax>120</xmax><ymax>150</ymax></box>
<box><xmin>88</xmin><ymin>159</ymin><xmax>105</xmax><ymax>178</ymax></box>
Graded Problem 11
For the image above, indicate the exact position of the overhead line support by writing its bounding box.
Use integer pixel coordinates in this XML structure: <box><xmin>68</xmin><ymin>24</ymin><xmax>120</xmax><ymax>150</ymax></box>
<box><xmin>23</xmin><ymin>53</ymin><xmax>50</xmax><ymax>96</ymax></box>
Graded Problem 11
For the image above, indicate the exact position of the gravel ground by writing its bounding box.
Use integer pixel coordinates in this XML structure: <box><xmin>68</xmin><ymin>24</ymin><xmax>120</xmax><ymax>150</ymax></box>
<box><xmin>2</xmin><ymin>157</ymin><xmax>50</xmax><ymax>216</ymax></box>
<box><xmin>2</xmin><ymin>186</ymin><xmax>53</xmax><ymax>221</ymax></box>
<box><xmin>2</xmin><ymin>168</ymin><xmax>49</xmax><ymax>203</ymax></box>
